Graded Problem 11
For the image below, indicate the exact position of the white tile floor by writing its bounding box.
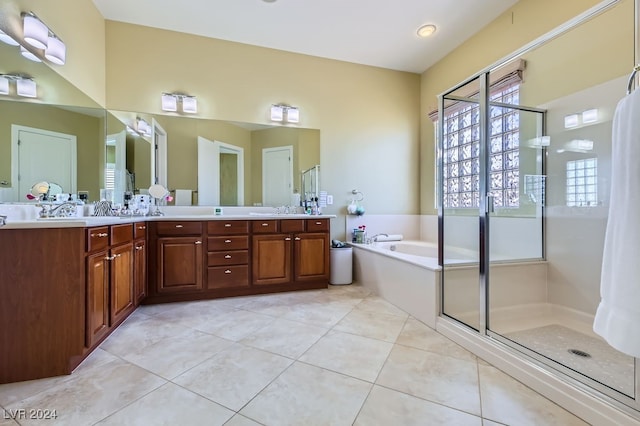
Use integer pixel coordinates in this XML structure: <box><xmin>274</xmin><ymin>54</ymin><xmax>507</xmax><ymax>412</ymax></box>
<box><xmin>0</xmin><ymin>285</ymin><xmax>589</xmax><ymax>425</ymax></box>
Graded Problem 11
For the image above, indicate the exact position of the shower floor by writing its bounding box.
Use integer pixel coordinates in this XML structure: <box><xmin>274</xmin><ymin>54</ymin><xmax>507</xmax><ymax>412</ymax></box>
<box><xmin>504</xmin><ymin>324</ymin><xmax>635</xmax><ymax>397</ymax></box>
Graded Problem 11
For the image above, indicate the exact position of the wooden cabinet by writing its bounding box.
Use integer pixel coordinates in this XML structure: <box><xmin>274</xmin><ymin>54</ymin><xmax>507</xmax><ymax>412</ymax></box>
<box><xmin>207</xmin><ymin>221</ymin><xmax>250</xmax><ymax>289</ymax></box>
<box><xmin>150</xmin><ymin>220</ymin><xmax>204</xmax><ymax>296</ymax></box>
<box><xmin>133</xmin><ymin>223</ymin><xmax>147</xmax><ymax>305</ymax></box>
<box><xmin>252</xmin><ymin>218</ymin><xmax>329</xmax><ymax>287</ymax></box>
<box><xmin>85</xmin><ymin>224</ymin><xmax>135</xmax><ymax>349</ymax></box>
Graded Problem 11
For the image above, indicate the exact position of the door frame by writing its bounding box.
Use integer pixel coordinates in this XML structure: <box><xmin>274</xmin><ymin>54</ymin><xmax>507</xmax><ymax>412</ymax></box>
<box><xmin>151</xmin><ymin>119</ymin><xmax>168</xmax><ymax>188</ymax></box>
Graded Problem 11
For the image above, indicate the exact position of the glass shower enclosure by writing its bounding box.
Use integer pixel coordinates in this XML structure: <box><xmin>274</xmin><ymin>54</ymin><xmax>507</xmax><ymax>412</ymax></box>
<box><xmin>438</xmin><ymin>0</ymin><xmax>639</xmax><ymax>413</ymax></box>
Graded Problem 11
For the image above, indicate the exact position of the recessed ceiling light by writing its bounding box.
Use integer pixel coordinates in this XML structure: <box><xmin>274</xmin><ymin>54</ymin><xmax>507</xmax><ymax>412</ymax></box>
<box><xmin>417</xmin><ymin>24</ymin><xmax>437</xmax><ymax>38</ymax></box>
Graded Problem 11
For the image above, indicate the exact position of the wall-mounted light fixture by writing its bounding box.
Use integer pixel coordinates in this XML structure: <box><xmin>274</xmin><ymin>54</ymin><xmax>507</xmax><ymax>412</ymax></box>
<box><xmin>136</xmin><ymin>117</ymin><xmax>151</xmax><ymax>136</ymax></box>
<box><xmin>564</xmin><ymin>108</ymin><xmax>599</xmax><ymax>129</ymax></box>
<box><xmin>161</xmin><ymin>93</ymin><xmax>198</xmax><ymax>113</ymax></box>
<box><xmin>0</xmin><ymin>74</ymin><xmax>37</xmax><ymax>97</ymax></box>
<box><xmin>270</xmin><ymin>104</ymin><xmax>300</xmax><ymax>123</ymax></box>
<box><xmin>0</xmin><ymin>12</ymin><xmax>66</xmax><ymax>65</ymax></box>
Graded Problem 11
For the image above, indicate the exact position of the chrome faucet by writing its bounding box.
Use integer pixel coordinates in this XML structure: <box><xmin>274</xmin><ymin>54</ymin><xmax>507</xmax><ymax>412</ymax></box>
<box><xmin>370</xmin><ymin>233</ymin><xmax>388</xmax><ymax>242</ymax></box>
<box><xmin>0</xmin><ymin>215</ymin><xmax>6</xmax><ymax>226</ymax></box>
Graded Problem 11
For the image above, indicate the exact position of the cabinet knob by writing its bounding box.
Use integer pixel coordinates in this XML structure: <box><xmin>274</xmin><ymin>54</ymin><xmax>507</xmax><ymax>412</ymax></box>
<box><xmin>137</xmin><ymin>225</ymin><xmax>146</xmax><ymax>230</ymax></box>
<box><xmin>91</xmin><ymin>232</ymin><xmax>108</xmax><ymax>238</ymax></box>
<box><xmin>295</xmin><ymin>237</ymin><xmax>301</xmax><ymax>240</ymax></box>
<box><xmin>135</xmin><ymin>246</ymin><xmax>144</xmax><ymax>251</ymax></box>
<box><xmin>224</xmin><ymin>269</ymin><xmax>232</xmax><ymax>274</ymax></box>
<box><xmin>195</xmin><ymin>240</ymin><xmax>202</xmax><ymax>245</ymax></box>
<box><xmin>285</xmin><ymin>237</ymin><xmax>291</xmax><ymax>241</ymax></box>
<box><xmin>224</xmin><ymin>254</ymin><xmax>232</xmax><ymax>259</ymax></box>
<box><xmin>224</xmin><ymin>239</ymin><xmax>232</xmax><ymax>243</ymax></box>
<box><xmin>175</xmin><ymin>224</ymin><xmax>184</xmax><ymax>228</ymax></box>
<box><xmin>104</xmin><ymin>255</ymin><xmax>116</xmax><ymax>261</ymax></box>
<box><xmin>224</xmin><ymin>223</ymin><xmax>232</xmax><ymax>227</ymax></box>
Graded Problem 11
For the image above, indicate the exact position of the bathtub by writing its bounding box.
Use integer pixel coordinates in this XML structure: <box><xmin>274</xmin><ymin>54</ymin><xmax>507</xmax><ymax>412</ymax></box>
<box><xmin>351</xmin><ymin>240</ymin><xmax>442</xmax><ymax>328</ymax></box>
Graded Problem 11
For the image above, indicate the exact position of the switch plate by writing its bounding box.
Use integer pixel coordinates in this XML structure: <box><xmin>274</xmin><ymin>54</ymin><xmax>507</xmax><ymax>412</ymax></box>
<box><xmin>326</xmin><ymin>195</ymin><xmax>333</xmax><ymax>205</ymax></box>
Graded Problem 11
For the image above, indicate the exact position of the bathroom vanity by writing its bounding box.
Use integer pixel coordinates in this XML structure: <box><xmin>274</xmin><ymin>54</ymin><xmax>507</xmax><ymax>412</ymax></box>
<box><xmin>0</xmin><ymin>214</ymin><xmax>331</xmax><ymax>384</ymax></box>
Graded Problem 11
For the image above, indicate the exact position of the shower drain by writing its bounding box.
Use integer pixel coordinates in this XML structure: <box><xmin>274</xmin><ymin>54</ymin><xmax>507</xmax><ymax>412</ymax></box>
<box><xmin>568</xmin><ymin>349</ymin><xmax>592</xmax><ymax>358</ymax></box>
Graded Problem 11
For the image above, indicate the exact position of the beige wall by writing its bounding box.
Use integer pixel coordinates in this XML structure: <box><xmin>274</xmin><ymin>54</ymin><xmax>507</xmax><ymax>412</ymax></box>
<box><xmin>105</xmin><ymin>21</ymin><xmax>421</xmax><ymax>236</ymax></box>
<box><xmin>0</xmin><ymin>0</ymin><xmax>106</xmax><ymax>106</ymax></box>
<box><xmin>420</xmin><ymin>0</ymin><xmax>606</xmax><ymax>213</ymax></box>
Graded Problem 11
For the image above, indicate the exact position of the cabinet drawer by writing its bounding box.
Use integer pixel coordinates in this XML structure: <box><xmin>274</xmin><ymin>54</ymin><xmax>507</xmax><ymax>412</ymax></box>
<box><xmin>208</xmin><ymin>250</ymin><xmax>249</xmax><ymax>266</ymax></box>
<box><xmin>134</xmin><ymin>222</ymin><xmax>147</xmax><ymax>239</ymax></box>
<box><xmin>111</xmin><ymin>223</ymin><xmax>133</xmax><ymax>246</ymax></box>
<box><xmin>86</xmin><ymin>226</ymin><xmax>110</xmax><ymax>252</ymax></box>
<box><xmin>281</xmin><ymin>219</ymin><xmax>305</xmax><ymax>233</ymax></box>
<box><xmin>208</xmin><ymin>235</ymin><xmax>249</xmax><ymax>251</ymax></box>
<box><xmin>306</xmin><ymin>219</ymin><xmax>329</xmax><ymax>232</ymax></box>
<box><xmin>252</xmin><ymin>220</ymin><xmax>278</xmax><ymax>233</ymax></box>
<box><xmin>208</xmin><ymin>220</ymin><xmax>249</xmax><ymax>235</ymax></box>
<box><xmin>208</xmin><ymin>265</ymin><xmax>249</xmax><ymax>289</ymax></box>
<box><xmin>156</xmin><ymin>221</ymin><xmax>202</xmax><ymax>236</ymax></box>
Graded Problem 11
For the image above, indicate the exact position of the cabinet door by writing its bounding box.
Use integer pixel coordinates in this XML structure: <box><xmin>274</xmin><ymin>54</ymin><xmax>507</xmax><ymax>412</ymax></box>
<box><xmin>252</xmin><ymin>234</ymin><xmax>291</xmax><ymax>285</ymax></box>
<box><xmin>110</xmin><ymin>242</ymin><xmax>135</xmax><ymax>325</ymax></box>
<box><xmin>133</xmin><ymin>239</ymin><xmax>147</xmax><ymax>305</ymax></box>
<box><xmin>294</xmin><ymin>232</ymin><xmax>330</xmax><ymax>282</ymax></box>
<box><xmin>86</xmin><ymin>250</ymin><xmax>109</xmax><ymax>348</ymax></box>
<box><xmin>157</xmin><ymin>237</ymin><xmax>204</xmax><ymax>293</ymax></box>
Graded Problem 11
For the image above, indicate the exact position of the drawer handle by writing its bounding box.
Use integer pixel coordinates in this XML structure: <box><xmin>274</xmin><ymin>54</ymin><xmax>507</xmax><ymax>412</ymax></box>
<box><xmin>104</xmin><ymin>255</ymin><xmax>116</xmax><ymax>261</ymax></box>
<box><xmin>137</xmin><ymin>225</ymin><xmax>146</xmax><ymax>230</ymax></box>
<box><xmin>224</xmin><ymin>239</ymin><xmax>232</xmax><ymax>243</ymax></box>
<box><xmin>295</xmin><ymin>237</ymin><xmax>301</xmax><ymax>240</ymax></box>
<box><xmin>175</xmin><ymin>224</ymin><xmax>183</xmax><ymax>228</ymax></box>
<box><xmin>224</xmin><ymin>269</ymin><xmax>232</xmax><ymax>274</ymax></box>
<box><xmin>224</xmin><ymin>223</ymin><xmax>232</xmax><ymax>227</ymax></box>
<box><xmin>135</xmin><ymin>246</ymin><xmax>144</xmax><ymax>251</ymax></box>
<box><xmin>195</xmin><ymin>240</ymin><xmax>202</xmax><ymax>245</ymax></box>
<box><xmin>261</xmin><ymin>223</ymin><xmax>269</xmax><ymax>227</ymax></box>
<box><xmin>315</xmin><ymin>222</ymin><xmax>322</xmax><ymax>225</ymax></box>
<box><xmin>285</xmin><ymin>237</ymin><xmax>291</xmax><ymax>241</ymax></box>
<box><xmin>91</xmin><ymin>232</ymin><xmax>108</xmax><ymax>238</ymax></box>
<box><xmin>224</xmin><ymin>254</ymin><xmax>232</xmax><ymax>259</ymax></box>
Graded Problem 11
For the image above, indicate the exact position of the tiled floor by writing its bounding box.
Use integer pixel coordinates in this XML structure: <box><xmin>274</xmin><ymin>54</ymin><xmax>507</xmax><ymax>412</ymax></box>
<box><xmin>0</xmin><ymin>285</ymin><xmax>588</xmax><ymax>425</ymax></box>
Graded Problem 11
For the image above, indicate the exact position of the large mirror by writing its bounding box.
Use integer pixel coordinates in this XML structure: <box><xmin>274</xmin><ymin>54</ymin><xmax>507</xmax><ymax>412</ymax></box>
<box><xmin>107</xmin><ymin>110</ymin><xmax>320</xmax><ymax>207</ymax></box>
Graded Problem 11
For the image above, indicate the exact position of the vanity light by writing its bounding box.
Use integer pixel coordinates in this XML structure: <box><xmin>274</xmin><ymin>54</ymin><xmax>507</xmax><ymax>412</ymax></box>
<box><xmin>161</xmin><ymin>93</ymin><xmax>178</xmax><ymax>112</ymax></box>
<box><xmin>44</xmin><ymin>35</ymin><xmax>66</xmax><ymax>65</ymax></box>
<box><xmin>16</xmin><ymin>78</ymin><xmax>37</xmax><ymax>98</ymax></box>
<box><xmin>22</xmin><ymin>13</ymin><xmax>48</xmax><ymax>49</ymax></box>
<box><xmin>182</xmin><ymin>96</ymin><xmax>197</xmax><ymax>113</ymax></box>
<box><xmin>564</xmin><ymin>114</ymin><xmax>579</xmax><ymax>129</ymax></box>
<box><xmin>0</xmin><ymin>76</ymin><xmax>9</xmax><ymax>95</ymax></box>
<box><xmin>0</xmin><ymin>29</ymin><xmax>19</xmax><ymax>46</ymax></box>
<box><xmin>136</xmin><ymin>117</ymin><xmax>151</xmax><ymax>136</ymax></box>
<box><xmin>161</xmin><ymin>93</ymin><xmax>197</xmax><ymax>113</ymax></box>
<box><xmin>582</xmin><ymin>108</ymin><xmax>598</xmax><ymax>124</ymax></box>
<box><xmin>20</xmin><ymin>45</ymin><xmax>41</xmax><ymax>62</ymax></box>
<box><xmin>286</xmin><ymin>106</ymin><xmax>300</xmax><ymax>123</ymax></box>
<box><xmin>270</xmin><ymin>104</ymin><xmax>300</xmax><ymax>123</ymax></box>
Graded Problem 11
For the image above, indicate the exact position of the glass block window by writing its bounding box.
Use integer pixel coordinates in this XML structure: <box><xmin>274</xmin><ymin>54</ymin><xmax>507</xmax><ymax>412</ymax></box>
<box><xmin>442</xmin><ymin>83</ymin><xmax>520</xmax><ymax>208</ymax></box>
<box><xmin>566</xmin><ymin>158</ymin><xmax>597</xmax><ymax>207</ymax></box>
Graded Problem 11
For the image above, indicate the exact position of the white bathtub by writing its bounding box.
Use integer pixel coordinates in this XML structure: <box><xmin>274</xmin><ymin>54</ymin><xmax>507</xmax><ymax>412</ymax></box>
<box><xmin>351</xmin><ymin>240</ymin><xmax>441</xmax><ymax>328</ymax></box>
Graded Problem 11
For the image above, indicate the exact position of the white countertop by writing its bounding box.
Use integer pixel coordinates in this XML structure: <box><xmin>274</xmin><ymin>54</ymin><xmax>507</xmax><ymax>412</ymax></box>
<box><xmin>0</xmin><ymin>214</ymin><xmax>336</xmax><ymax>229</ymax></box>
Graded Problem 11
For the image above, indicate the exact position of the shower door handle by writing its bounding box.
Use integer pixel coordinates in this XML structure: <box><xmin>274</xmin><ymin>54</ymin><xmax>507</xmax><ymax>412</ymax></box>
<box><xmin>486</xmin><ymin>195</ymin><xmax>495</xmax><ymax>214</ymax></box>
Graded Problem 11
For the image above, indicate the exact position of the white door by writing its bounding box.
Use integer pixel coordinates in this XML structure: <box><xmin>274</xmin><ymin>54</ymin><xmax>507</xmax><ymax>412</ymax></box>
<box><xmin>262</xmin><ymin>146</ymin><xmax>293</xmax><ymax>206</ymax></box>
<box><xmin>151</xmin><ymin>119</ymin><xmax>167</xmax><ymax>188</ymax></box>
<box><xmin>11</xmin><ymin>125</ymin><xmax>77</xmax><ymax>201</ymax></box>
<box><xmin>197</xmin><ymin>136</ymin><xmax>244</xmax><ymax>206</ymax></box>
<box><xmin>106</xmin><ymin>130</ymin><xmax>126</xmax><ymax>204</ymax></box>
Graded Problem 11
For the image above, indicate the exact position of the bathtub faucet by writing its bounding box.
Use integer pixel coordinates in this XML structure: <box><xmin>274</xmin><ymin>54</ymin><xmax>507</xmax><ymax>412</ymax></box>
<box><xmin>370</xmin><ymin>233</ymin><xmax>388</xmax><ymax>242</ymax></box>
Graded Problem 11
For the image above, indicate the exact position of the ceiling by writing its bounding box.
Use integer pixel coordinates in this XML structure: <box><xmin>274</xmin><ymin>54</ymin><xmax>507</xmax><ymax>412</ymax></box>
<box><xmin>92</xmin><ymin>0</ymin><xmax>518</xmax><ymax>74</ymax></box>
